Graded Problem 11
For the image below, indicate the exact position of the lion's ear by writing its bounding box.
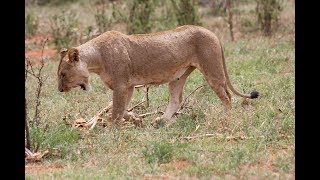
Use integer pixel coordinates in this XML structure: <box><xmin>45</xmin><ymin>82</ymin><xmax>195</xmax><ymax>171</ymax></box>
<box><xmin>59</xmin><ymin>48</ymin><xmax>68</xmax><ymax>59</ymax></box>
<box><xmin>67</xmin><ymin>48</ymin><xmax>80</xmax><ymax>62</ymax></box>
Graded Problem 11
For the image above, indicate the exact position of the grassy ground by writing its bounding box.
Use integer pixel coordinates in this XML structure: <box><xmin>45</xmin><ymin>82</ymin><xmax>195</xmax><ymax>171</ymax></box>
<box><xmin>25</xmin><ymin>0</ymin><xmax>294</xmax><ymax>179</ymax></box>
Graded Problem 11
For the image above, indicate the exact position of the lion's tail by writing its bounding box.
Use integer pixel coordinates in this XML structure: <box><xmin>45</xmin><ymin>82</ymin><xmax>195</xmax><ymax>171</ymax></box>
<box><xmin>220</xmin><ymin>46</ymin><xmax>259</xmax><ymax>99</ymax></box>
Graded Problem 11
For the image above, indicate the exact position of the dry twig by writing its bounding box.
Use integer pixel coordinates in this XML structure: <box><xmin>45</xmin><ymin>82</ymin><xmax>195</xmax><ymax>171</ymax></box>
<box><xmin>139</xmin><ymin>110</ymin><xmax>163</xmax><ymax>118</ymax></box>
<box><xmin>181</xmin><ymin>133</ymin><xmax>248</xmax><ymax>141</ymax></box>
<box><xmin>25</xmin><ymin>38</ymin><xmax>49</xmax><ymax>126</ymax></box>
<box><xmin>85</xmin><ymin>101</ymin><xmax>113</xmax><ymax>130</ymax></box>
<box><xmin>127</xmin><ymin>100</ymin><xmax>146</xmax><ymax>112</ymax></box>
<box><xmin>180</xmin><ymin>85</ymin><xmax>204</xmax><ymax>110</ymax></box>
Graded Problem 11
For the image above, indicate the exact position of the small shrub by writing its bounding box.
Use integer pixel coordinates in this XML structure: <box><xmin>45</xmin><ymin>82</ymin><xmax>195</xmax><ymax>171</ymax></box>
<box><xmin>30</xmin><ymin>125</ymin><xmax>46</xmax><ymax>152</ymax></box>
<box><xmin>50</xmin><ymin>10</ymin><xmax>79</xmax><ymax>49</ymax></box>
<box><xmin>30</xmin><ymin>123</ymin><xmax>80</xmax><ymax>155</ymax></box>
<box><xmin>94</xmin><ymin>0</ymin><xmax>113</xmax><ymax>34</ymax></box>
<box><xmin>25</xmin><ymin>12</ymin><xmax>39</xmax><ymax>37</ymax></box>
<box><xmin>210</xmin><ymin>0</ymin><xmax>227</xmax><ymax>16</ymax></box>
<box><xmin>170</xmin><ymin>0</ymin><xmax>202</xmax><ymax>26</ymax></box>
<box><xmin>152</xmin><ymin>0</ymin><xmax>178</xmax><ymax>31</ymax></box>
<box><xmin>127</xmin><ymin>0</ymin><xmax>156</xmax><ymax>34</ymax></box>
<box><xmin>240</xmin><ymin>18</ymin><xmax>259</xmax><ymax>33</ymax></box>
<box><xmin>81</xmin><ymin>25</ymin><xmax>95</xmax><ymax>43</ymax></box>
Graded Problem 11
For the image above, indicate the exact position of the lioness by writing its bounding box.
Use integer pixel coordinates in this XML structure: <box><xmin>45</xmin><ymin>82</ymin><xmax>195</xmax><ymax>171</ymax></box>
<box><xmin>57</xmin><ymin>25</ymin><xmax>259</xmax><ymax>124</ymax></box>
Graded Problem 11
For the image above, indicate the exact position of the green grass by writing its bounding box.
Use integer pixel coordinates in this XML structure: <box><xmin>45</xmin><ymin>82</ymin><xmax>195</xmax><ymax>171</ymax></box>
<box><xmin>25</xmin><ymin>1</ymin><xmax>294</xmax><ymax>178</ymax></box>
<box><xmin>25</xmin><ymin>36</ymin><xmax>294</xmax><ymax>179</ymax></box>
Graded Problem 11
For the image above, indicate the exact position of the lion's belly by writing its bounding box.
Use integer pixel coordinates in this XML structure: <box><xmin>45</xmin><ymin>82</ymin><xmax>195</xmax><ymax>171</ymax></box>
<box><xmin>131</xmin><ymin>67</ymin><xmax>189</xmax><ymax>85</ymax></box>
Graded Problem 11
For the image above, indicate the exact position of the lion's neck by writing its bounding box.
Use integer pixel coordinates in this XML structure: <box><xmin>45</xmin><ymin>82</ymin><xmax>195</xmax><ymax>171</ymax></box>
<box><xmin>78</xmin><ymin>44</ymin><xmax>102</xmax><ymax>75</ymax></box>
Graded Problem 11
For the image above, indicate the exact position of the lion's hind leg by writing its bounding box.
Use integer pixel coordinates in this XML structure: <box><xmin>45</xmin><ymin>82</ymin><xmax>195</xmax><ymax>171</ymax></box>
<box><xmin>161</xmin><ymin>67</ymin><xmax>195</xmax><ymax>120</ymax></box>
<box><xmin>201</xmin><ymin>69</ymin><xmax>232</xmax><ymax>111</ymax></box>
<box><xmin>198</xmin><ymin>61</ymin><xmax>232</xmax><ymax>112</ymax></box>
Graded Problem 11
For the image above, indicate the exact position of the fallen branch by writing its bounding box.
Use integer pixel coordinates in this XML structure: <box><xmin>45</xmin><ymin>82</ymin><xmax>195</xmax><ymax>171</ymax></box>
<box><xmin>139</xmin><ymin>110</ymin><xmax>163</xmax><ymax>118</ymax></box>
<box><xmin>127</xmin><ymin>100</ymin><xmax>146</xmax><ymax>112</ymax></box>
<box><xmin>71</xmin><ymin>100</ymin><xmax>146</xmax><ymax>130</ymax></box>
<box><xmin>181</xmin><ymin>133</ymin><xmax>248</xmax><ymax>141</ymax></box>
<box><xmin>85</xmin><ymin>101</ymin><xmax>113</xmax><ymax>130</ymax></box>
<box><xmin>134</xmin><ymin>85</ymin><xmax>144</xmax><ymax>88</ymax></box>
<box><xmin>25</xmin><ymin>148</ymin><xmax>49</xmax><ymax>162</ymax></box>
<box><xmin>25</xmin><ymin>147</ymin><xmax>33</xmax><ymax>156</ymax></box>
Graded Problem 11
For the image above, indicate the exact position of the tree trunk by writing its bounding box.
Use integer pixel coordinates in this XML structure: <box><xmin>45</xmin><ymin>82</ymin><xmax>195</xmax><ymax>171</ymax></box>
<box><xmin>226</xmin><ymin>0</ymin><xmax>234</xmax><ymax>41</ymax></box>
<box><xmin>25</xmin><ymin>98</ymin><xmax>31</xmax><ymax>149</ymax></box>
<box><xmin>263</xmin><ymin>4</ymin><xmax>272</xmax><ymax>36</ymax></box>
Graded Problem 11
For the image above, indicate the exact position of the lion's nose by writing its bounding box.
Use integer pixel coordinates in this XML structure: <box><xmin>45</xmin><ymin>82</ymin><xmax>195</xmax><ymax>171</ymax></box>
<box><xmin>59</xmin><ymin>88</ymin><xmax>64</xmax><ymax>92</ymax></box>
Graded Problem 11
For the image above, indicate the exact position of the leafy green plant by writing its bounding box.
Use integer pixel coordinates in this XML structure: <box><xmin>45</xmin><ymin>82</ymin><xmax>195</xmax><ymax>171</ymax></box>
<box><xmin>50</xmin><ymin>10</ymin><xmax>79</xmax><ymax>50</ymax></box>
<box><xmin>94</xmin><ymin>0</ymin><xmax>113</xmax><ymax>34</ymax></box>
<box><xmin>170</xmin><ymin>0</ymin><xmax>202</xmax><ymax>26</ymax></box>
<box><xmin>256</xmin><ymin>0</ymin><xmax>283</xmax><ymax>36</ymax></box>
<box><xmin>143</xmin><ymin>142</ymin><xmax>174</xmax><ymax>164</ymax></box>
<box><xmin>152</xmin><ymin>0</ymin><xmax>177</xmax><ymax>31</ymax></box>
<box><xmin>30</xmin><ymin>123</ymin><xmax>80</xmax><ymax>154</ymax></box>
<box><xmin>25</xmin><ymin>12</ymin><xmax>39</xmax><ymax>37</ymax></box>
<box><xmin>240</xmin><ymin>18</ymin><xmax>259</xmax><ymax>33</ymax></box>
<box><xmin>127</xmin><ymin>0</ymin><xmax>156</xmax><ymax>34</ymax></box>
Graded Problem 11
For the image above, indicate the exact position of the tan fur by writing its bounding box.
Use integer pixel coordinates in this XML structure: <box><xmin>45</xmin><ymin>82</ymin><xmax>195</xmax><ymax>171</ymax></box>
<box><xmin>57</xmin><ymin>25</ymin><xmax>257</xmax><ymax>124</ymax></box>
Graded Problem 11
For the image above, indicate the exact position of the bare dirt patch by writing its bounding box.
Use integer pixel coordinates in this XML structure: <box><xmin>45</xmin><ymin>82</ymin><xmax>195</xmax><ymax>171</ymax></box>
<box><xmin>143</xmin><ymin>160</ymin><xmax>193</xmax><ymax>179</ymax></box>
<box><xmin>25</xmin><ymin>49</ymin><xmax>57</xmax><ymax>59</ymax></box>
<box><xmin>160</xmin><ymin>159</ymin><xmax>190</xmax><ymax>170</ymax></box>
<box><xmin>25</xmin><ymin>49</ymin><xmax>58</xmax><ymax>67</ymax></box>
<box><xmin>25</xmin><ymin>164</ymin><xmax>64</xmax><ymax>173</ymax></box>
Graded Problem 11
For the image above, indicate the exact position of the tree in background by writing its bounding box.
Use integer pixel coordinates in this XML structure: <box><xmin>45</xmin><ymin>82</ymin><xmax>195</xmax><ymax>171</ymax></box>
<box><xmin>170</xmin><ymin>0</ymin><xmax>202</xmax><ymax>26</ymax></box>
<box><xmin>256</xmin><ymin>0</ymin><xmax>282</xmax><ymax>36</ymax></box>
<box><xmin>95</xmin><ymin>0</ymin><xmax>113</xmax><ymax>34</ymax></box>
<box><xmin>226</xmin><ymin>0</ymin><xmax>234</xmax><ymax>41</ymax></box>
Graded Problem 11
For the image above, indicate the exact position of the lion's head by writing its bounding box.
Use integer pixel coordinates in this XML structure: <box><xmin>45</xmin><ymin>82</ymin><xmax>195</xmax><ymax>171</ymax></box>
<box><xmin>57</xmin><ymin>48</ymin><xmax>90</xmax><ymax>92</ymax></box>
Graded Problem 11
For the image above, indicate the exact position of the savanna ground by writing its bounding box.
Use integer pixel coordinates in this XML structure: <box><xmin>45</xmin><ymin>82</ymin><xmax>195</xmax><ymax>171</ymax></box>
<box><xmin>25</xmin><ymin>0</ymin><xmax>295</xmax><ymax>179</ymax></box>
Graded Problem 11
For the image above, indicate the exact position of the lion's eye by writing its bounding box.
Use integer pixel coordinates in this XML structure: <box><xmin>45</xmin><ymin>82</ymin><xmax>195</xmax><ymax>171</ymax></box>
<box><xmin>61</xmin><ymin>73</ymin><xmax>66</xmax><ymax>78</ymax></box>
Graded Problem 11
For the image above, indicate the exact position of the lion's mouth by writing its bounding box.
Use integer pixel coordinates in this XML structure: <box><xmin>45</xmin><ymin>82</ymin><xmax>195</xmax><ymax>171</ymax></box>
<box><xmin>79</xmin><ymin>84</ymin><xmax>86</xmax><ymax>90</ymax></box>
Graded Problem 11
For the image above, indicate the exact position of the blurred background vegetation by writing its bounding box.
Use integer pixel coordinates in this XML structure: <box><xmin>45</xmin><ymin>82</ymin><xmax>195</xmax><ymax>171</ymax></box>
<box><xmin>25</xmin><ymin>0</ymin><xmax>293</xmax><ymax>51</ymax></box>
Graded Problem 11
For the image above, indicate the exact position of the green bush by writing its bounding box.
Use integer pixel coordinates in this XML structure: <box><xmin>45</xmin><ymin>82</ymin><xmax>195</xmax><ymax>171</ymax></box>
<box><xmin>30</xmin><ymin>123</ymin><xmax>80</xmax><ymax>156</ymax></box>
<box><xmin>152</xmin><ymin>0</ymin><xmax>177</xmax><ymax>31</ymax></box>
<box><xmin>170</xmin><ymin>0</ymin><xmax>202</xmax><ymax>26</ymax></box>
<box><xmin>256</xmin><ymin>0</ymin><xmax>282</xmax><ymax>36</ymax></box>
<box><xmin>94</xmin><ymin>0</ymin><xmax>113</xmax><ymax>34</ymax></box>
<box><xmin>127</xmin><ymin>0</ymin><xmax>156</xmax><ymax>34</ymax></box>
<box><xmin>50</xmin><ymin>10</ymin><xmax>79</xmax><ymax>50</ymax></box>
<box><xmin>25</xmin><ymin>12</ymin><xmax>39</xmax><ymax>37</ymax></box>
<box><xmin>240</xmin><ymin>17</ymin><xmax>259</xmax><ymax>33</ymax></box>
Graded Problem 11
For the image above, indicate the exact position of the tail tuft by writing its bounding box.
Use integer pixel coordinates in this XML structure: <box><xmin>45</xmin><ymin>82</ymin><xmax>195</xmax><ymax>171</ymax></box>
<box><xmin>250</xmin><ymin>91</ymin><xmax>259</xmax><ymax>99</ymax></box>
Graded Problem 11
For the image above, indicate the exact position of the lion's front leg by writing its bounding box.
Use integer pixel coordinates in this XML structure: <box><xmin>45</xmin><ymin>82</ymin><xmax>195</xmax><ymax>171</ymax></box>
<box><xmin>123</xmin><ymin>86</ymin><xmax>134</xmax><ymax>121</ymax></box>
<box><xmin>112</xmin><ymin>86</ymin><xmax>129</xmax><ymax>126</ymax></box>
